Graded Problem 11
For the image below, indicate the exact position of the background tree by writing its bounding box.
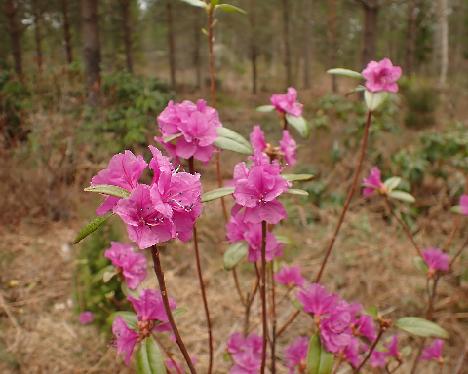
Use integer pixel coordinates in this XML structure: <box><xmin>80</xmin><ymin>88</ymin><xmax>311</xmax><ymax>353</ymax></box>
<box><xmin>61</xmin><ymin>0</ymin><xmax>74</xmax><ymax>64</ymax></box>
<box><xmin>3</xmin><ymin>0</ymin><xmax>23</xmax><ymax>78</ymax></box>
<box><xmin>120</xmin><ymin>0</ymin><xmax>133</xmax><ymax>73</ymax></box>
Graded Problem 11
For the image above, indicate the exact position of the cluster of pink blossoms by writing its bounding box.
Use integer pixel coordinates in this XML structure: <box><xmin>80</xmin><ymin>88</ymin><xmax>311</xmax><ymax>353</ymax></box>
<box><xmin>156</xmin><ymin>99</ymin><xmax>221</xmax><ymax>163</ymax></box>
<box><xmin>362</xmin><ymin>58</ymin><xmax>402</xmax><ymax>93</ymax></box>
<box><xmin>270</xmin><ymin>87</ymin><xmax>303</xmax><ymax>117</ymax></box>
<box><xmin>370</xmin><ymin>335</ymin><xmax>401</xmax><ymax>368</ymax></box>
<box><xmin>91</xmin><ymin>146</ymin><xmax>202</xmax><ymax>249</ymax></box>
<box><xmin>227</xmin><ymin>332</ymin><xmax>263</xmax><ymax>373</ymax></box>
<box><xmin>250</xmin><ymin>125</ymin><xmax>297</xmax><ymax>166</ymax></box>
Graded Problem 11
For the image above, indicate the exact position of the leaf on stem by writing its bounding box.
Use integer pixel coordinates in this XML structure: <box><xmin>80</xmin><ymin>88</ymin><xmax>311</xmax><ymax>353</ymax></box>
<box><xmin>256</xmin><ymin>104</ymin><xmax>275</xmax><ymax>113</ymax></box>
<box><xmin>73</xmin><ymin>213</ymin><xmax>114</xmax><ymax>244</ymax></box>
<box><xmin>388</xmin><ymin>190</ymin><xmax>415</xmax><ymax>203</ymax></box>
<box><xmin>136</xmin><ymin>336</ymin><xmax>167</xmax><ymax>374</ymax></box>
<box><xmin>395</xmin><ymin>317</ymin><xmax>449</xmax><ymax>339</ymax></box>
<box><xmin>178</xmin><ymin>0</ymin><xmax>207</xmax><ymax>8</ymax></box>
<box><xmin>286</xmin><ymin>188</ymin><xmax>309</xmax><ymax>196</ymax></box>
<box><xmin>327</xmin><ymin>68</ymin><xmax>363</xmax><ymax>79</ymax></box>
<box><xmin>214</xmin><ymin>134</ymin><xmax>253</xmax><ymax>155</ymax></box>
<box><xmin>84</xmin><ymin>184</ymin><xmax>130</xmax><ymax>199</ymax></box>
<box><xmin>383</xmin><ymin>177</ymin><xmax>401</xmax><ymax>192</ymax></box>
<box><xmin>282</xmin><ymin>173</ymin><xmax>314</xmax><ymax>182</ymax></box>
<box><xmin>285</xmin><ymin>114</ymin><xmax>309</xmax><ymax>138</ymax></box>
<box><xmin>217</xmin><ymin>127</ymin><xmax>251</xmax><ymax>150</ymax></box>
<box><xmin>215</xmin><ymin>4</ymin><xmax>246</xmax><ymax>14</ymax></box>
<box><xmin>224</xmin><ymin>242</ymin><xmax>248</xmax><ymax>270</ymax></box>
<box><xmin>306</xmin><ymin>334</ymin><xmax>334</xmax><ymax>374</ymax></box>
<box><xmin>364</xmin><ymin>91</ymin><xmax>389</xmax><ymax>112</ymax></box>
<box><xmin>201</xmin><ymin>186</ymin><xmax>235</xmax><ymax>202</ymax></box>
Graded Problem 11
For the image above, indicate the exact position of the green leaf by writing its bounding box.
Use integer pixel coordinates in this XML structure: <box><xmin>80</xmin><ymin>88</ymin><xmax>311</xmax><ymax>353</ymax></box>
<box><xmin>224</xmin><ymin>242</ymin><xmax>248</xmax><ymax>270</ymax></box>
<box><xmin>84</xmin><ymin>184</ymin><xmax>130</xmax><ymax>199</ymax></box>
<box><xmin>214</xmin><ymin>136</ymin><xmax>253</xmax><ymax>155</ymax></box>
<box><xmin>113</xmin><ymin>311</ymin><xmax>138</xmax><ymax>329</ymax></box>
<box><xmin>388</xmin><ymin>190</ymin><xmax>415</xmax><ymax>203</ymax></box>
<box><xmin>202</xmin><ymin>186</ymin><xmax>235</xmax><ymax>202</ymax></box>
<box><xmin>364</xmin><ymin>91</ymin><xmax>389</xmax><ymax>111</ymax></box>
<box><xmin>217</xmin><ymin>127</ymin><xmax>251</xmax><ymax>150</ymax></box>
<box><xmin>450</xmin><ymin>205</ymin><xmax>462</xmax><ymax>214</ymax></box>
<box><xmin>282</xmin><ymin>173</ymin><xmax>314</xmax><ymax>182</ymax></box>
<box><xmin>256</xmin><ymin>104</ymin><xmax>275</xmax><ymax>113</ymax></box>
<box><xmin>327</xmin><ymin>68</ymin><xmax>363</xmax><ymax>79</ymax></box>
<box><xmin>215</xmin><ymin>4</ymin><xmax>246</xmax><ymax>14</ymax></box>
<box><xmin>395</xmin><ymin>317</ymin><xmax>449</xmax><ymax>339</ymax></box>
<box><xmin>413</xmin><ymin>256</ymin><xmax>428</xmax><ymax>273</ymax></box>
<box><xmin>162</xmin><ymin>133</ymin><xmax>182</xmax><ymax>142</ymax></box>
<box><xmin>285</xmin><ymin>114</ymin><xmax>309</xmax><ymax>138</ymax></box>
<box><xmin>366</xmin><ymin>306</ymin><xmax>379</xmax><ymax>319</ymax></box>
<box><xmin>383</xmin><ymin>177</ymin><xmax>401</xmax><ymax>192</ymax></box>
<box><xmin>178</xmin><ymin>0</ymin><xmax>207</xmax><ymax>8</ymax></box>
<box><xmin>306</xmin><ymin>334</ymin><xmax>334</xmax><ymax>374</ymax></box>
<box><xmin>103</xmin><ymin>269</ymin><xmax>118</xmax><ymax>283</ymax></box>
<box><xmin>275</xmin><ymin>235</ymin><xmax>291</xmax><ymax>245</ymax></box>
<box><xmin>286</xmin><ymin>188</ymin><xmax>309</xmax><ymax>196</ymax></box>
<box><xmin>136</xmin><ymin>336</ymin><xmax>167</xmax><ymax>374</ymax></box>
<box><xmin>73</xmin><ymin>213</ymin><xmax>113</xmax><ymax>244</ymax></box>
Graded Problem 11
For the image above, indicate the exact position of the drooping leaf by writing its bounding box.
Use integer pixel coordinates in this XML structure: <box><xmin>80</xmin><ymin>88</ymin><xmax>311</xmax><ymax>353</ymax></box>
<box><xmin>388</xmin><ymin>190</ymin><xmax>415</xmax><ymax>203</ymax></box>
<box><xmin>327</xmin><ymin>68</ymin><xmax>363</xmax><ymax>79</ymax></box>
<box><xmin>395</xmin><ymin>317</ymin><xmax>449</xmax><ymax>339</ymax></box>
<box><xmin>73</xmin><ymin>213</ymin><xmax>114</xmax><ymax>244</ymax></box>
<box><xmin>84</xmin><ymin>184</ymin><xmax>130</xmax><ymax>199</ymax></box>
<box><xmin>162</xmin><ymin>133</ymin><xmax>182</xmax><ymax>142</ymax></box>
<box><xmin>214</xmin><ymin>136</ymin><xmax>253</xmax><ymax>155</ymax></box>
<box><xmin>285</xmin><ymin>114</ymin><xmax>309</xmax><ymax>138</ymax></box>
<box><xmin>224</xmin><ymin>242</ymin><xmax>248</xmax><ymax>270</ymax></box>
<box><xmin>216</xmin><ymin>127</ymin><xmax>251</xmax><ymax>150</ymax></box>
<box><xmin>306</xmin><ymin>334</ymin><xmax>334</xmax><ymax>374</ymax></box>
<box><xmin>215</xmin><ymin>3</ymin><xmax>246</xmax><ymax>14</ymax></box>
<box><xmin>282</xmin><ymin>173</ymin><xmax>314</xmax><ymax>182</ymax></box>
<box><xmin>136</xmin><ymin>336</ymin><xmax>167</xmax><ymax>374</ymax></box>
<box><xmin>383</xmin><ymin>177</ymin><xmax>401</xmax><ymax>192</ymax></box>
<box><xmin>286</xmin><ymin>188</ymin><xmax>309</xmax><ymax>196</ymax></box>
<box><xmin>178</xmin><ymin>0</ymin><xmax>207</xmax><ymax>8</ymax></box>
<box><xmin>202</xmin><ymin>186</ymin><xmax>235</xmax><ymax>202</ymax></box>
<box><xmin>256</xmin><ymin>104</ymin><xmax>275</xmax><ymax>113</ymax></box>
<box><xmin>112</xmin><ymin>311</ymin><xmax>138</xmax><ymax>330</ymax></box>
<box><xmin>364</xmin><ymin>91</ymin><xmax>389</xmax><ymax>112</ymax></box>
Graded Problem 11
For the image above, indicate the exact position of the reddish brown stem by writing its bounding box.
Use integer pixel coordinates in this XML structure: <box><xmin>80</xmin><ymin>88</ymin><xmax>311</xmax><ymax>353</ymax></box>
<box><xmin>150</xmin><ymin>246</ymin><xmax>196</xmax><ymax>374</ymax></box>
<box><xmin>277</xmin><ymin>309</ymin><xmax>300</xmax><ymax>337</ymax></box>
<box><xmin>450</xmin><ymin>236</ymin><xmax>468</xmax><ymax>269</ymax></box>
<box><xmin>269</xmin><ymin>263</ymin><xmax>277</xmax><ymax>373</ymax></box>
<box><xmin>354</xmin><ymin>326</ymin><xmax>385</xmax><ymax>373</ymax></box>
<box><xmin>260</xmin><ymin>221</ymin><xmax>268</xmax><ymax>373</ymax></box>
<box><xmin>315</xmin><ymin>110</ymin><xmax>373</xmax><ymax>283</ymax></box>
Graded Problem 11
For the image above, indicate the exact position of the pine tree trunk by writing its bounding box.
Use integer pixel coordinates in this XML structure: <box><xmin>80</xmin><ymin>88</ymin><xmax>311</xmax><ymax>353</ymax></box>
<box><xmin>61</xmin><ymin>0</ymin><xmax>73</xmax><ymax>64</ymax></box>
<box><xmin>327</xmin><ymin>0</ymin><xmax>338</xmax><ymax>92</ymax></box>
<box><xmin>361</xmin><ymin>0</ymin><xmax>379</xmax><ymax>67</ymax></box>
<box><xmin>405</xmin><ymin>0</ymin><xmax>417</xmax><ymax>76</ymax></box>
<box><xmin>282</xmin><ymin>0</ymin><xmax>292</xmax><ymax>87</ymax></box>
<box><xmin>120</xmin><ymin>0</ymin><xmax>133</xmax><ymax>73</ymax></box>
<box><xmin>166</xmin><ymin>0</ymin><xmax>176</xmax><ymax>90</ymax></box>
<box><xmin>250</xmin><ymin>0</ymin><xmax>258</xmax><ymax>94</ymax></box>
<box><xmin>81</xmin><ymin>0</ymin><xmax>101</xmax><ymax>106</ymax></box>
<box><xmin>3</xmin><ymin>0</ymin><xmax>22</xmax><ymax>78</ymax></box>
<box><xmin>32</xmin><ymin>0</ymin><xmax>43</xmax><ymax>72</ymax></box>
<box><xmin>192</xmin><ymin>9</ymin><xmax>202</xmax><ymax>89</ymax></box>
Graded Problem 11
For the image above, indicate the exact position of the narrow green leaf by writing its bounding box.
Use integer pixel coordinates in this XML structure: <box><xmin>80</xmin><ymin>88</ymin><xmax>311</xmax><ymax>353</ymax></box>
<box><xmin>178</xmin><ymin>0</ymin><xmax>207</xmax><ymax>8</ymax></box>
<box><xmin>388</xmin><ymin>190</ymin><xmax>415</xmax><ymax>203</ymax></box>
<box><xmin>306</xmin><ymin>334</ymin><xmax>321</xmax><ymax>374</ymax></box>
<box><xmin>364</xmin><ymin>91</ymin><xmax>389</xmax><ymax>112</ymax></box>
<box><xmin>113</xmin><ymin>311</ymin><xmax>138</xmax><ymax>329</ymax></box>
<box><xmin>413</xmin><ymin>256</ymin><xmax>428</xmax><ymax>273</ymax></box>
<box><xmin>202</xmin><ymin>186</ymin><xmax>235</xmax><ymax>202</ymax></box>
<box><xmin>282</xmin><ymin>173</ymin><xmax>314</xmax><ymax>182</ymax></box>
<box><xmin>327</xmin><ymin>68</ymin><xmax>363</xmax><ymax>79</ymax></box>
<box><xmin>274</xmin><ymin>235</ymin><xmax>291</xmax><ymax>245</ymax></box>
<box><xmin>395</xmin><ymin>317</ymin><xmax>449</xmax><ymax>339</ymax></box>
<box><xmin>73</xmin><ymin>213</ymin><xmax>113</xmax><ymax>244</ymax></box>
<box><xmin>383</xmin><ymin>177</ymin><xmax>401</xmax><ymax>192</ymax></box>
<box><xmin>286</xmin><ymin>188</ymin><xmax>309</xmax><ymax>196</ymax></box>
<box><xmin>285</xmin><ymin>114</ymin><xmax>309</xmax><ymax>138</ymax></box>
<box><xmin>214</xmin><ymin>136</ymin><xmax>253</xmax><ymax>155</ymax></box>
<box><xmin>162</xmin><ymin>133</ymin><xmax>182</xmax><ymax>142</ymax></box>
<box><xmin>217</xmin><ymin>127</ymin><xmax>251</xmax><ymax>150</ymax></box>
<box><xmin>215</xmin><ymin>3</ymin><xmax>246</xmax><ymax>14</ymax></box>
<box><xmin>450</xmin><ymin>205</ymin><xmax>462</xmax><ymax>214</ymax></box>
<box><xmin>136</xmin><ymin>336</ymin><xmax>167</xmax><ymax>374</ymax></box>
<box><xmin>84</xmin><ymin>184</ymin><xmax>130</xmax><ymax>199</ymax></box>
<box><xmin>224</xmin><ymin>242</ymin><xmax>248</xmax><ymax>270</ymax></box>
<box><xmin>256</xmin><ymin>104</ymin><xmax>275</xmax><ymax>113</ymax></box>
<box><xmin>318</xmin><ymin>350</ymin><xmax>334</xmax><ymax>374</ymax></box>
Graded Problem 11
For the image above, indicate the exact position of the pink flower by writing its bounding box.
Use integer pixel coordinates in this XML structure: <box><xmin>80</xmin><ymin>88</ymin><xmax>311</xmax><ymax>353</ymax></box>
<box><xmin>421</xmin><ymin>339</ymin><xmax>444</xmax><ymax>362</ymax></box>
<box><xmin>362</xmin><ymin>167</ymin><xmax>384</xmax><ymax>197</ymax></box>
<box><xmin>384</xmin><ymin>335</ymin><xmax>401</xmax><ymax>359</ymax></box>
<box><xmin>370</xmin><ymin>351</ymin><xmax>387</xmax><ymax>368</ymax></box>
<box><xmin>114</xmin><ymin>184</ymin><xmax>175</xmax><ymax>249</ymax></box>
<box><xmin>353</xmin><ymin>315</ymin><xmax>377</xmax><ymax>342</ymax></box>
<box><xmin>91</xmin><ymin>150</ymin><xmax>147</xmax><ymax>215</ymax></box>
<box><xmin>422</xmin><ymin>248</ymin><xmax>450</xmax><ymax>276</ymax></box>
<box><xmin>362</xmin><ymin>58</ymin><xmax>402</xmax><ymax>93</ymax></box>
<box><xmin>250</xmin><ymin>125</ymin><xmax>267</xmax><ymax>153</ymax></box>
<box><xmin>79</xmin><ymin>311</ymin><xmax>94</xmax><ymax>325</ymax></box>
<box><xmin>284</xmin><ymin>336</ymin><xmax>308</xmax><ymax>373</ymax></box>
<box><xmin>342</xmin><ymin>337</ymin><xmax>362</xmax><ymax>368</ymax></box>
<box><xmin>270</xmin><ymin>87</ymin><xmax>303</xmax><ymax>117</ymax></box>
<box><xmin>227</xmin><ymin>332</ymin><xmax>262</xmax><ymax>374</ymax></box>
<box><xmin>459</xmin><ymin>194</ymin><xmax>468</xmax><ymax>215</ymax></box>
<box><xmin>274</xmin><ymin>265</ymin><xmax>304</xmax><ymax>288</ymax></box>
<box><xmin>104</xmin><ymin>242</ymin><xmax>147</xmax><ymax>289</ymax></box>
<box><xmin>297</xmin><ymin>283</ymin><xmax>338</xmax><ymax>318</ymax></box>
<box><xmin>320</xmin><ymin>305</ymin><xmax>353</xmax><ymax>354</ymax></box>
<box><xmin>112</xmin><ymin>316</ymin><xmax>139</xmax><ymax>365</ymax></box>
<box><xmin>280</xmin><ymin>130</ymin><xmax>297</xmax><ymax>166</ymax></box>
<box><xmin>157</xmin><ymin>99</ymin><xmax>221</xmax><ymax>163</ymax></box>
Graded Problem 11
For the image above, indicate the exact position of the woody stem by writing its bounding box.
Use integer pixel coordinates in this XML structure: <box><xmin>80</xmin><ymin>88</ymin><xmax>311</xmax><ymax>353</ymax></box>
<box><xmin>260</xmin><ymin>220</ymin><xmax>268</xmax><ymax>374</ymax></box>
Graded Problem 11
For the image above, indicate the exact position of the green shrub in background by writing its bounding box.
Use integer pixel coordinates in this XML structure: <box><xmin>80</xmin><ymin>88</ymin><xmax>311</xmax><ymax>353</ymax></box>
<box><xmin>400</xmin><ymin>78</ymin><xmax>438</xmax><ymax>130</ymax></box>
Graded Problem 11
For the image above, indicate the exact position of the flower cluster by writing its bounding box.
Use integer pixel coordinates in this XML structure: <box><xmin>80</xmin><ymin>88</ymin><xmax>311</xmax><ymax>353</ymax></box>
<box><xmin>250</xmin><ymin>125</ymin><xmax>297</xmax><ymax>166</ymax></box>
<box><xmin>156</xmin><ymin>99</ymin><xmax>221</xmax><ymax>163</ymax></box>
<box><xmin>284</xmin><ymin>336</ymin><xmax>308</xmax><ymax>373</ymax></box>
<box><xmin>227</xmin><ymin>332</ymin><xmax>263</xmax><ymax>373</ymax></box>
<box><xmin>270</xmin><ymin>87</ymin><xmax>303</xmax><ymax>117</ymax></box>
<box><xmin>362</xmin><ymin>58</ymin><xmax>402</xmax><ymax>93</ymax></box>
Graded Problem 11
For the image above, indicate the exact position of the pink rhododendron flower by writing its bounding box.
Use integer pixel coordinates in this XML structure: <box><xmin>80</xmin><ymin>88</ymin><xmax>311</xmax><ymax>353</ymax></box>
<box><xmin>422</xmin><ymin>248</ymin><xmax>450</xmax><ymax>276</ymax></box>
<box><xmin>79</xmin><ymin>311</ymin><xmax>94</xmax><ymax>325</ymax></box>
<box><xmin>270</xmin><ymin>87</ymin><xmax>303</xmax><ymax>117</ymax></box>
<box><xmin>280</xmin><ymin>130</ymin><xmax>297</xmax><ymax>166</ymax></box>
<box><xmin>250</xmin><ymin>125</ymin><xmax>267</xmax><ymax>154</ymax></box>
<box><xmin>114</xmin><ymin>184</ymin><xmax>175</xmax><ymax>249</ymax></box>
<box><xmin>362</xmin><ymin>167</ymin><xmax>385</xmax><ymax>197</ymax></box>
<box><xmin>297</xmin><ymin>283</ymin><xmax>338</xmax><ymax>318</ymax></box>
<box><xmin>353</xmin><ymin>315</ymin><xmax>377</xmax><ymax>342</ymax></box>
<box><xmin>384</xmin><ymin>335</ymin><xmax>401</xmax><ymax>359</ymax></box>
<box><xmin>284</xmin><ymin>336</ymin><xmax>308</xmax><ymax>373</ymax></box>
<box><xmin>104</xmin><ymin>242</ymin><xmax>147</xmax><ymax>289</ymax></box>
<box><xmin>421</xmin><ymin>339</ymin><xmax>444</xmax><ymax>362</ymax></box>
<box><xmin>320</xmin><ymin>305</ymin><xmax>353</xmax><ymax>353</ymax></box>
<box><xmin>156</xmin><ymin>99</ymin><xmax>221</xmax><ymax>163</ymax></box>
<box><xmin>362</xmin><ymin>58</ymin><xmax>402</xmax><ymax>93</ymax></box>
<box><xmin>459</xmin><ymin>194</ymin><xmax>468</xmax><ymax>215</ymax></box>
<box><xmin>342</xmin><ymin>337</ymin><xmax>362</xmax><ymax>368</ymax></box>
<box><xmin>227</xmin><ymin>332</ymin><xmax>262</xmax><ymax>374</ymax></box>
<box><xmin>370</xmin><ymin>351</ymin><xmax>387</xmax><ymax>368</ymax></box>
<box><xmin>274</xmin><ymin>265</ymin><xmax>304</xmax><ymax>288</ymax></box>
<box><xmin>91</xmin><ymin>150</ymin><xmax>147</xmax><ymax>215</ymax></box>
<box><xmin>112</xmin><ymin>316</ymin><xmax>139</xmax><ymax>365</ymax></box>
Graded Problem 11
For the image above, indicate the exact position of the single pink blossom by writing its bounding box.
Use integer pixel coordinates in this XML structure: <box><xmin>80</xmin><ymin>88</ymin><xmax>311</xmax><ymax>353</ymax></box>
<box><xmin>91</xmin><ymin>150</ymin><xmax>147</xmax><ymax>215</ymax></box>
<box><xmin>384</xmin><ymin>335</ymin><xmax>401</xmax><ymax>359</ymax></box>
<box><xmin>362</xmin><ymin>58</ymin><xmax>402</xmax><ymax>93</ymax></box>
<box><xmin>297</xmin><ymin>283</ymin><xmax>338</xmax><ymax>318</ymax></box>
<box><xmin>362</xmin><ymin>167</ymin><xmax>384</xmax><ymax>197</ymax></box>
<box><xmin>284</xmin><ymin>336</ymin><xmax>308</xmax><ymax>373</ymax></box>
<box><xmin>370</xmin><ymin>351</ymin><xmax>387</xmax><ymax>368</ymax></box>
<box><xmin>280</xmin><ymin>130</ymin><xmax>297</xmax><ymax>166</ymax></box>
<box><xmin>353</xmin><ymin>315</ymin><xmax>377</xmax><ymax>342</ymax></box>
<box><xmin>112</xmin><ymin>316</ymin><xmax>139</xmax><ymax>365</ymax></box>
<box><xmin>227</xmin><ymin>332</ymin><xmax>262</xmax><ymax>374</ymax></box>
<box><xmin>79</xmin><ymin>311</ymin><xmax>94</xmax><ymax>325</ymax></box>
<box><xmin>270</xmin><ymin>87</ymin><xmax>303</xmax><ymax>117</ymax></box>
<box><xmin>342</xmin><ymin>337</ymin><xmax>362</xmax><ymax>368</ymax></box>
<box><xmin>421</xmin><ymin>339</ymin><xmax>444</xmax><ymax>362</ymax></box>
<box><xmin>422</xmin><ymin>248</ymin><xmax>450</xmax><ymax>275</ymax></box>
<box><xmin>320</xmin><ymin>305</ymin><xmax>353</xmax><ymax>354</ymax></box>
<box><xmin>459</xmin><ymin>194</ymin><xmax>468</xmax><ymax>215</ymax></box>
<box><xmin>274</xmin><ymin>265</ymin><xmax>304</xmax><ymax>288</ymax></box>
<box><xmin>250</xmin><ymin>125</ymin><xmax>267</xmax><ymax>154</ymax></box>
<box><xmin>104</xmin><ymin>242</ymin><xmax>147</xmax><ymax>289</ymax></box>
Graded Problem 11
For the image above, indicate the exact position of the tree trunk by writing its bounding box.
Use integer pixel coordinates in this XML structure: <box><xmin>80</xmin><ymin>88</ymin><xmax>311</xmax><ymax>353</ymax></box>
<box><xmin>3</xmin><ymin>0</ymin><xmax>22</xmax><ymax>78</ymax></box>
<box><xmin>250</xmin><ymin>0</ymin><xmax>258</xmax><ymax>94</ymax></box>
<box><xmin>282</xmin><ymin>0</ymin><xmax>292</xmax><ymax>87</ymax></box>
<box><xmin>120</xmin><ymin>0</ymin><xmax>133</xmax><ymax>73</ymax></box>
<box><xmin>405</xmin><ymin>0</ymin><xmax>417</xmax><ymax>76</ymax></box>
<box><xmin>166</xmin><ymin>0</ymin><xmax>176</xmax><ymax>90</ymax></box>
<box><xmin>32</xmin><ymin>0</ymin><xmax>43</xmax><ymax>72</ymax></box>
<box><xmin>61</xmin><ymin>0</ymin><xmax>73</xmax><ymax>64</ymax></box>
<box><xmin>327</xmin><ymin>0</ymin><xmax>338</xmax><ymax>92</ymax></box>
<box><xmin>361</xmin><ymin>0</ymin><xmax>379</xmax><ymax>67</ymax></box>
<box><xmin>81</xmin><ymin>0</ymin><xmax>101</xmax><ymax>106</ymax></box>
<box><xmin>437</xmin><ymin>0</ymin><xmax>449</xmax><ymax>88</ymax></box>
<box><xmin>302</xmin><ymin>0</ymin><xmax>313</xmax><ymax>89</ymax></box>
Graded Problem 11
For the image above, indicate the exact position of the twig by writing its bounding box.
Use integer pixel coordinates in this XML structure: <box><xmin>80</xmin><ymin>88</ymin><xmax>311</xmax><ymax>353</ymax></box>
<box><xmin>260</xmin><ymin>221</ymin><xmax>268</xmax><ymax>374</ymax></box>
<box><xmin>269</xmin><ymin>263</ymin><xmax>277</xmax><ymax>373</ymax></box>
<box><xmin>354</xmin><ymin>324</ymin><xmax>385</xmax><ymax>373</ymax></box>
